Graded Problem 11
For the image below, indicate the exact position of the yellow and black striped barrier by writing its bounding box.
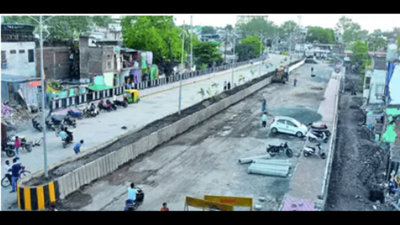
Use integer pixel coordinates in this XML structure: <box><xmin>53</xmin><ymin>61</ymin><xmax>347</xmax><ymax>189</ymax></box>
<box><xmin>17</xmin><ymin>181</ymin><xmax>60</xmax><ymax>211</ymax></box>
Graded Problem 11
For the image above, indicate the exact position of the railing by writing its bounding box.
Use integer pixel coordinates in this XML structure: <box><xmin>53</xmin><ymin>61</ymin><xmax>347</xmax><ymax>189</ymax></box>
<box><xmin>50</xmin><ymin>57</ymin><xmax>265</xmax><ymax>111</ymax></box>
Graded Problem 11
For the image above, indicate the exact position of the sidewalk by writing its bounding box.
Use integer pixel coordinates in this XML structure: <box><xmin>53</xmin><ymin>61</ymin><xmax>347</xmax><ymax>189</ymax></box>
<box><xmin>282</xmin><ymin>70</ymin><xmax>341</xmax><ymax>210</ymax></box>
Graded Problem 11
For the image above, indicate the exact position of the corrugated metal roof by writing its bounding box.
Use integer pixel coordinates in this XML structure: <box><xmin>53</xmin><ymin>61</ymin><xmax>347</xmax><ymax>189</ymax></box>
<box><xmin>1</xmin><ymin>74</ymin><xmax>40</xmax><ymax>82</ymax></box>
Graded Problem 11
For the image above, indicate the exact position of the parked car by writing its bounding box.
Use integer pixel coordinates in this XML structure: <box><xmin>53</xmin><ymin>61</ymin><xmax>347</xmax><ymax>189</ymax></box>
<box><xmin>270</xmin><ymin>116</ymin><xmax>308</xmax><ymax>138</ymax></box>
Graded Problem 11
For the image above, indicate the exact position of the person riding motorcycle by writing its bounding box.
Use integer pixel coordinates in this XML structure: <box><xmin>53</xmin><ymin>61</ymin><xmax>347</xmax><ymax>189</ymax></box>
<box><xmin>59</xmin><ymin>129</ymin><xmax>68</xmax><ymax>142</ymax></box>
<box><xmin>89</xmin><ymin>103</ymin><xmax>96</xmax><ymax>115</ymax></box>
<box><xmin>64</xmin><ymin>127</ymin><xmax>73</xmax><ymax>143</ymax></box>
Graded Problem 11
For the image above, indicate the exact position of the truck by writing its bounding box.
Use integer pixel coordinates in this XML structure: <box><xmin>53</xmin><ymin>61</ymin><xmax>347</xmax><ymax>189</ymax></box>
<box><xmin>271</xmin><ymin>66</ymin><xmax>286</xmax><ymax>84</ymax></box>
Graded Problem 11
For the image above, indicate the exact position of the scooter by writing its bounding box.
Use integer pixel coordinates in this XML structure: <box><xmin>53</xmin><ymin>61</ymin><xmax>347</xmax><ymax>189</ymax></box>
<box><xmin>32</xmin><ymin>119</ymin><xmax>43</xmax><ymax>132</ymax></box>
<box><xmin>106</xmin><ymin>99</ymin><xmax>117</xmax><ymax>111</ymax></box>
<box><xmin>113</xmin><ymin>99</ymin><xmax>128</xmax><ymax>108</ymax></box>
<box><xmin>124</xmin><ymin>187</ymin><xmax>145</xmax><ymax>211</ymax></box>
<box><xmin>306</xmin><ymin>130</ymin><xmax>329</xmax><ymax>143</ymax></box>
<box><xmin>67</xmin><ymin>109</ymin><xmax>83</xmax><ymax>120</ymax></box>
<box><xmin>303</xmin><ymin>143</ymin><xmax>326</xmax><ymax>159</ymax></box>
<box><xmin>266</xmin><ymin>142</ymin><xmax>293</xmax><ymax>158</ymax></box>
<box><xmin>98</xmin><ymin>100</ymin><xmax>112</xmax><ymax>112</ymax></box>
<box><xmin>63</xmin><ymin>115</ymin><xmax>77</xmax><ymax>128</ymax></box>
<box><xmin>307</xmin><ymin>122</ymin><xmax>331</xmax><ymax>137</ymax></box>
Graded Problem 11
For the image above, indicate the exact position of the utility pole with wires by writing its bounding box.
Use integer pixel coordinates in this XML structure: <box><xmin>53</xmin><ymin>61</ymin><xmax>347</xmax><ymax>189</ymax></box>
<box><xmin>178</xmin><ymin>21</ymin><xmax>185</xmax><ymax>115</ymax></box>
<box><xmin>259</xmin><ymin>34</ymin><xmax>264</xmax><ymax>77</ymax></box>
<box><xmin>29</xmin><ymin>15</ymin><xmax>53</xmax><ymax>178</ymax></box>
<box><xmin>190</xmin><ymin>16</ymin><xmax>193</xmax><ymax>71</ymax></box>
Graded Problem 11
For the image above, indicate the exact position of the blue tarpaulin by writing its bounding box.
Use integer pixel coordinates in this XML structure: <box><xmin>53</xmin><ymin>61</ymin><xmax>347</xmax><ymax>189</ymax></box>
<box><xmin>385</xmin><ymin>62</ymin><xmax>395</xmax><ymax>103</ymax></box>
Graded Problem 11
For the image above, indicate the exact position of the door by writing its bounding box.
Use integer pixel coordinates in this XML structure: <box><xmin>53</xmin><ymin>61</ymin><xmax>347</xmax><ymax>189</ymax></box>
<box><xmin>276</xmin><ymin>119</ymin><xmax>287</xmax><ymax>133</ymax></box>
<box><xmin>285</xmin><ymin>120</ymin><xmax>298</xmax><ymax>135</ymax></box>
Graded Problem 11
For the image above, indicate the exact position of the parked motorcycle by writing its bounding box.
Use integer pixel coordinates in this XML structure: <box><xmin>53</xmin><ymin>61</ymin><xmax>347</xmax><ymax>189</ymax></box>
<box><xmin>50</xmin><ymin>117</ymin><xmax>64</xmax><ymax>132</ymax></box>
<box><xmin>98</xmin><ymin>100</ymin><xmax>112</xmax><ymax>112</ymax></box>
<box><xmin>32</xmin><ymin>119</ymin><xmax>43</xmax><ymax>132</ymax></box>
<box><xmin>3</xmin><ymin>136</ymin><xmax>33</xmax><ymax>157</ymax></box>
<box><xmin>113</xmin><ymin>99</ymin><xmax>128</xmax><ymax>108</ymax></box>
<box><xmin>266</xmin><ymin>142</ymin><xmax>293</xmax><ymax>158</ymax></box>
<box><xmin>306</xmin><ymin>130</ymin><xmax>329</xmax><ymax>143</ymax></box>
<box><xmin>106</xmin><ymin>99</ymin><xmax>117</xmax><ymax>111</ymax></box>
<box><xmin>82</xmin><ymin>103</ymin><xmax>99</xmax><ymax>118</ymax></box>
<box><xmin>67</xmin><ymin>109</ymin><xmax>83</xmax><ymax>120</ymax></box>
<box><xmin>63</xmin><ymin>115</ymin><xmax>77</xmax><ymax>128</ymax></box>
<box><xmin>307</xmin><ymin>122</ymin><xmax>331</xmax><ymax>137</ymax></box>
<box><xmin>124</xmin><ymin>187</ymin><xmax>145</xmax><ymax>211</ymax></box>
<box><xmin>303</xmin><ymin>143</ymin><xmax>326</xmax><ymax>159</ymax></box>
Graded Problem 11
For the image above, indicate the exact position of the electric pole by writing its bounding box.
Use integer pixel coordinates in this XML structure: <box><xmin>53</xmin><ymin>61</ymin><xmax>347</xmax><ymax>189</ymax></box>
<box><xmin>178</xmin><ymin>21</ymin><xmax>185</xmax><ymax>115</ymax></box>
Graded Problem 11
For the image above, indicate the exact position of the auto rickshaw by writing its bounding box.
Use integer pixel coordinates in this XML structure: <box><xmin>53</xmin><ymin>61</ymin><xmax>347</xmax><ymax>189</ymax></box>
<box><xmin>123</xmin><ymin>89</ymin><xmax>140</xmax><ymax>103</ymax></box>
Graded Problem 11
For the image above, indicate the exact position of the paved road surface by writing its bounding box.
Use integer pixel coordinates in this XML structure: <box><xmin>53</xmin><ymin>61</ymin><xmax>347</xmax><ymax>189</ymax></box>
<box><xmin>54</xmin><ymin>62</ymin><xmax>333</xmax><ymax>211</ymax></box>
<box><xmin>1</xmin><ymin>54</ymin><xmax>289</xmax><ymax>209</ymax></box>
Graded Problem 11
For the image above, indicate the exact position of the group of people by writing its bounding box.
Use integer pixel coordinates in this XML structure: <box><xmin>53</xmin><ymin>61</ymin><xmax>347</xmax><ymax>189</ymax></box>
<box><xmin>4</xmin><ymin>157</ymin><xmax>24</xmax><ymax>193</ymax></box>
<box><xmin>58</xmin><ymin>127</ymin><xmax>84</xmax><ymax>155</ymax></box>
<box><xmin>126</xmin><ymin>183</ymin><xmax>169</xmax><ymax>211</ymax></box>
<box><xmin>223</xmin><ymin>81</ymin><xmax>231</xmax><ymax>91</ymax></box>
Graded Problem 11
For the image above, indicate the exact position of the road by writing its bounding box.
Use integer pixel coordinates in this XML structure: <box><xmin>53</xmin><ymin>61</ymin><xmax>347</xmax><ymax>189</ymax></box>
<box><xmin>1</xmin><ymin>54</ymin><xmax>289</xmax><ymax>209</ymax></box>
<box><xmin>56</xmin><ymin>62</ymin><xmax>334</xmax><ymax>211</ymax></box>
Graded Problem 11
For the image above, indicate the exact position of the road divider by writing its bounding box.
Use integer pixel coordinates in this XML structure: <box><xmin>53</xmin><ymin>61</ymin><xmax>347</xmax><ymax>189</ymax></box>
<box><xmin>21</xmin><ymin>59</ymin><xmax>305</xmax><ymax>206</ymax></box>
<box><xmin>17</xmin><ymin>180</ymin><xmax>60</xmax><ymax>211</ymax></box>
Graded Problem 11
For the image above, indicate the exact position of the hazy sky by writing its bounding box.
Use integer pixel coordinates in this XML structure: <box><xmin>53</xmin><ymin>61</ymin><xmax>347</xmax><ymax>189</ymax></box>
<box><xmin>114</xmin><ymin>14</ymin><xmax>400</xmax><ymax>33</ymax></box>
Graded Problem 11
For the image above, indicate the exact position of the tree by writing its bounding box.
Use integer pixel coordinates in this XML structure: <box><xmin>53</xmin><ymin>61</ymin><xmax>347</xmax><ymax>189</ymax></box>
<box><xmin>201</xmin><ymin>26</ymin><xmax>215</xmax><ymax>34</ymax></box>
<box><xmin>306</xmin><ymin>27</ymin><xmax>335</xmax><ymax>44</ymax></box>
<box><xmin>237</xmin><ymin>18</ymin><xmax>277</xmax><ymax>39</ymax></box>
<box><xmin>279</xmin><ymin>20</ymin><xmax>298</xmax><ymax>37</ymax></box>
<box><xmin>350</xmin><ymin>40</ymin><xmax>370</xmax><ymax>81</ymax></box>
<box><xmin>240</xmin><ymin>35</ymin><xmax>265</xmax><ymax>56</ymax></box>
<box><xmin>224</xmin><ymin>24</ymin><xmax>233</xmax><ymax>31</ymax></box>
<box><xmin>335</xmin><ymin>16</ymin><xmax>364</xmax><ymax>44</ymax></box>
<box><xmin>193</xmin><ymin>42</ymin><xmax>223</xmax><ymax>68</ymax></box>
<box><xmin>121</xmin><ymin>16</ymin><xmax>184</xmax><ymax>76</ymax></box>
<box><xmin>235</xmin><ymin>44</ymin><xmax>257</xmax><ymax>61</ymax></box>
<box><xmin>369</xmin><ymin>37</ymin><xmax>387</xmax><ymax>51</ymax></box>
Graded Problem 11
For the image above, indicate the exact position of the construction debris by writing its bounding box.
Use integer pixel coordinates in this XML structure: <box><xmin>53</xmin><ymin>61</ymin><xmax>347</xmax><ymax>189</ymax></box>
<box><xmin>248</xmin><ymin>164</ymin><xmax>290</xmax><ymax>177</ymax></box>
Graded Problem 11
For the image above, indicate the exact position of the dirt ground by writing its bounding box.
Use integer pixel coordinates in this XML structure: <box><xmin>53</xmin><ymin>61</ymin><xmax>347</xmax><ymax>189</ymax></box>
<box><xmin>54</xmin><ymin>62</ymin><xmax>333</xmax><ymax>211</ymax></box>
<box><xmin>325</xmin><ymin>70</ymin><xmax>396</xmax><ymax>211</ymax></box>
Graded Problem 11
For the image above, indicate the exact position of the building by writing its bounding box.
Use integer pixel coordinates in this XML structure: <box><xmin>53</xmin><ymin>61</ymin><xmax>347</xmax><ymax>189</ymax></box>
<box><xmin>1</xmin><ymin>23</ymin><xmax>37</xmax><ymax>77</ymax></box>
<box><xmin>35</xmin><ymin>41</ymin><xmax>72</xmax><ymax>80</ymax></box>
<box><xmin>362</xmin><ymin>55</ymin><xmax>387</xmax><ymax>105</ymax></box>
<box><xmin>236</xmin><ymin>15</ymin><xmax>268</xmax><ymax>24</ymax></box>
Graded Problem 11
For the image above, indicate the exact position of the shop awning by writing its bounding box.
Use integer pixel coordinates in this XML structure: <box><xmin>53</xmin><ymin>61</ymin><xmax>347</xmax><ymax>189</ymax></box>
<box><xmin>29</xmin><ymin>81</ymin><xmax>41</xmax><ymax>87</ymax></box>
<box><xmin>88</xmin><ymin>84</ymin><xmax>114</xmax><ymax>91</ymax></box>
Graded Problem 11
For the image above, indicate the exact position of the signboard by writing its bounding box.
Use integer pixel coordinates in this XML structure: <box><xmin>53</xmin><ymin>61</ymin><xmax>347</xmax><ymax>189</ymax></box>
<box><xmin>184</xmin><ymin>196</ymin><xmax>233</xmax><ymax>211</ymax></box>
<box><xmin>204</xmin><ymin>195</ymin><xmax>253</xmax><ymax>211</ymax></box>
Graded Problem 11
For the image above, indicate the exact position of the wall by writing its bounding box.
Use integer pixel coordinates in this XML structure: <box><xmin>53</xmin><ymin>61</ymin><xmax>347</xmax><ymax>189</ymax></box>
<box><xmin>1</xmin><ymin>42</ymin><xmax>36</xmax><ymax>77</ymax></box>
<box><xmin>79</xmin><ymin>37</ymin><xmax>103</xmax><ymax>79</ymax></box>
<box><xmin>389</xmin><ymin>64</ymin><xmax>400</xmax><ymax>105</ymax></box>
<box><xmin>368</xmin><ymin>69</ymin><xmax>386</xmax><ymax>104</ymax></box>
<box><xmin>102</xmin><ymin>46</ymin><xmax>117</xmax><ymax>74</ymax></box>
<box><xmin>35</xmin><ymin>47</ymin><xmax>70</xmax><ymax>80</ymax></box>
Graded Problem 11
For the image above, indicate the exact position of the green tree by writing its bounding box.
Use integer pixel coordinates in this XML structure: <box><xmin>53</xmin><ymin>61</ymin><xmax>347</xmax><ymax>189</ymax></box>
<box><xmin>306</xmin><ymin>27</ymin><xmax>335</xmax><ymax>44</ymax></box>
<box><xmin>235</xmin><ymin>44</ymin><xmax>257</xmax><ymax>61</ymax></box>
<box><xmin>350</xmin><ymin>40</ymin><xmax>370</xmax><ymax>81</ymax></box>
<box><xmin>121</xmin><ymin>16</ymin><xmax>184</xmax><ymax>76</ymax></box>
<box><xmin>240</xmin><ymin>35</ymin><xmax>265</xmax><ymax>56</ymax></box>
<box><xmin>193</xmin><ymin>42</ymin><xmax>223</xmax><ymax>68</ymax></box>
<box><xmin>279</xmin><ymin>20</ymin><xmax>298</xmax><ymax>37</ymax></box>
<box><xmin>335</xmin><ymin>16</ymin><xmax>364</xmax><ymax>44</ymax></box>
<box><xmin>201</xmin><ymin>26</ymin><xmax>215</xmax><ymax>34</ymax></box>
<box><xmin>369</xmin><ymin>37</ymin><xmax>387</xmax><ymax>51</ymax></box>
<box><xmin>237</xmin><ymin>18</ymin><xmax>277</xmax><ymax>39</ymax></box>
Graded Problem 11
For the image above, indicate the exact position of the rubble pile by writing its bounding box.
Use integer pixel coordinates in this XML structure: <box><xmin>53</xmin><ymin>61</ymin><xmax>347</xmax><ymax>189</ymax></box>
<box><xmin>1</xmin><ymin>104</ymin><xmax>35</xmax><ymax>131</ymax></box>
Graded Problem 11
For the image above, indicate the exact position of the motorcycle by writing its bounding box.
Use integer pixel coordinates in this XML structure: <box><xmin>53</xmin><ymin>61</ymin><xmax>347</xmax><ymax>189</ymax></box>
<box><xmin>3</xmin><ymin>136</ymin><xmax>33</xmax><ymax>157</ymax></box>
<box><xmin>307</xmin><ymin>122</ymin><xmax>331</xmax><ymax>137</ymax></box>
<box><xmin>63</xmin><ymin>115</ymin><xmax>77</xmax><ymax>128</ymax></box>
<box><xmin>32</xmin><ymin>119</ymin><xmax>43</xmax><ymax>132</ymax></box>
<box><xmin>306</xmin><ymin>130</ymin><xmax>329</xmax><ymax>143</ymax></box>
<box><xmin>51</xmin><ymin>117</ymin><xmax>64</xmax><ymax>130</ymax></box>
<box><xmin>124</xmin><ymin>187</ymin><xmax>145</xmax><ymax>211</ymax></box>
<box><xmin>303</xmin><ymin>143</ymin><xmax>326</xmax><ymax>159</ymax></box>
<box><xmin>62</xmin><ymin>132</ymin><xmax>74</xmax><ymax>148</ymax></box>
<box><xmin>266</xmin><ymin>142</ymin><xmax>293</xmax><ymax>158</ymax></box>
<box><xmin>82</xmin><ymin>103</ymin><xmax>99</xmax><ymax>118</ymax></box>
<box><xmin>1</xmin><ymin>166</ymin><xmax>31</xmax><ymax>188</ymax></box>
<box><xmin>106</xmin><ymin>99</ymin><xmax>117</xmax><ymax>111</ymax></box>
<box><xmin>113</xmin><ymin>99</ymin><xmax>128</xmax><ymax>108</ymax></box>
<box><xmin>67</xmin><ymin>109</ymin><xmax>83</xmax><ymax>120</ymax></box>
<box><xmin>98</xmin><ymin>100</ymin><xmax>112</xmax><ymax>112</ymax></box>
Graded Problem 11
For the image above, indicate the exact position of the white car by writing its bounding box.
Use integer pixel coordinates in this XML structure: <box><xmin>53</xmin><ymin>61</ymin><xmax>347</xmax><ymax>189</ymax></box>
<box><xmin>270</xmin><ymin>116</ymin><xmax>308</xmax><ymax>138</ymax></box>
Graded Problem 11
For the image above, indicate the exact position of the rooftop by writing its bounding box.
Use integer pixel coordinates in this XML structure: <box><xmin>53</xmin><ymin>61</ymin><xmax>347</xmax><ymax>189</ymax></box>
<box><xmin>373</xmin><ymin>56</ymin><xmax>387</xmax><ymax>70</ymax></box>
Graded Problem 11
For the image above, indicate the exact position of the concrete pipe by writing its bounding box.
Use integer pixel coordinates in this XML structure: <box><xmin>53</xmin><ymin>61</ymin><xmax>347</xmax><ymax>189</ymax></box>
<box><xmin>238</xmin><ymin>154</ymin><xmax>272</xmax><ymax>164</ymax></box>
<box><xmin>248</xmin><ymin>167</ymin><xmax>288</xmax><ymax>178</ymax></box>
<box><xmin>252</xmin><ymin>159</ymin><xmax>291</xmax><ymax>167</ymax></box>
<box><xmin>249</xmin><ymin>164</ymin><xmax>290</xmax><ymax>173</ymax></box>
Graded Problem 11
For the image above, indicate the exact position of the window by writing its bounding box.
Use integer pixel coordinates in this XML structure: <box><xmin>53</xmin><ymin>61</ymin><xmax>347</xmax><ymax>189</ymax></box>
<box><xmin>286</xmin><ymin>121</ymin><xmax>297</xmax><ymax>127</ymax></box>
<box><xmin>1</xmin><ymin>51</ymin><xmax>5</xmax><ymax>62</ymax></box>
<box><xmin>10</xmin><ymin>50</ymin><xmax>16</xmax><ymax>54</ymax></box>
<box><xmin>365</xmin><ymin>77</ymin><xmax>371</xmax><ymax>89</ymax></box>
<box><xmin>277</xmin><ymin>119</ymin><xmax>285</xmax><ymax>124</ymax></box>
<box><xmin>19</xmin><ymin>50</ymin><xmax>25</xmax><ymax>54</ymax></box>
<box><xmin>28</xmin><ymin>49</ymin><xmax>34</xmax><ymax>63</ymax></box>
<box><xmin>108</xmin><ymin>61</ymin><xmax>112</xmax><ymax>69</ymax></box>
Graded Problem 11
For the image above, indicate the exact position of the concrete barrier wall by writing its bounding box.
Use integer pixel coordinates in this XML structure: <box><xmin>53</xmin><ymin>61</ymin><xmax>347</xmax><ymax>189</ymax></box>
<box><xmin>17</xmin><ymin>180</ymin><xmax>60</xmax><ymax>211</ymax></box>
<box><xmin>35</xmin><ymin>60</ymin><xmax>305</xmax><ymax>201</ymax></box>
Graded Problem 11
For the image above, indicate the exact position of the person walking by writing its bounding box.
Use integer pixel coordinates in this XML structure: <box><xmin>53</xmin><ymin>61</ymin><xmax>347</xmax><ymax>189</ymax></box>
<box><xmin>161</xmin><ymin>202</ymin><xmax>169</xmax><ymax>211</ymax></box>
<box><xmin>8</xmin><ymin>157</ymin><xmax>23</xmax><ymax>193</ymax></box>
<box><xmin>14</xmin><ymin>136</ymin><xmax>21</xmax><ymax>157</ymax></box>
<box><xmin>261</xmin><ymin>99</ymin><xmax>267</xmax><ymax>113</ymax></box>
<box><xmin>73</xmin><ymin>140</ymin><xmax>84</xmax><ymax>155</ymax></box>
<box><xmin>224</xmin><ymin>81</ymin><xmax>227</xmax><ymax>91</ymax></box>
<box><xmin>294</xmin><ymin>78</ymin><xmax>297</xmax><ymax>87</ymax></box>
<box><xmin>261</xmin><ymin>112</ymin><xmax>268</xmax><ymax>128</ymax></box>
<box><xmin>227</xmin><ymin>82</ymin><xmax>231</xmax><ymax>90</ymax></box>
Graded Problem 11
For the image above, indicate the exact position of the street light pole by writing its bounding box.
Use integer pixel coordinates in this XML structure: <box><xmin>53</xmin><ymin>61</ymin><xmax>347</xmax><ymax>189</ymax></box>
<box><xmin>40</xmin><ymin>15</ymin><xmax>48</xmax><ymax>178</ymax></box>
<box><xmin>178</xmin><ymin>21</ymin><xmax>185</xmax><ymax>115</ymax></box>
<box><xmin>259</xmin><ymin>36</ymin><xmax>263</xmax><ymax>77</ymax></box>
<box><xmin>190</xmin><ymin>16</ymin><xmax>193</xmax><ymax>71</ymax></box>
<box><xmin>232</xmin><ymin>35</ymin><xmax>235</xmax><ymax>86</ymax></box>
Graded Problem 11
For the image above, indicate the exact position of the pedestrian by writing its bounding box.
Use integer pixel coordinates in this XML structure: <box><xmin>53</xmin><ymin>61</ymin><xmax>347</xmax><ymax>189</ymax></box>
<box><xmin>227</xmin><ymin>82</ymin><xmax>231</xmax><ymax>90</ymax></box>
<box><xmin>311</xmin><ymin>67</ymin><xmax>314</xmax><ymax>76</ymax></box>
<box><xmin>285</xmin><ymin>67</ymin><xmax>289</xmax><ymax>81</ymax></box>
<box><xmin>261</xmin><ymin>112</ymin><xmax>268</xmax><ymax>128</ymax></box>
<box><xmin>4</xmin><ymin>160</ymin><xmax>12</xmax><ymax>184</ymax></box>
<box><xmin>161</xmin><ymin>202</ymin><xmax>169</xmax><ymax>211</ymax></box>
<box><xmin>224</xmin><ymin>81</ymin><xmax>227</xmax><ymax>91</ymax></box>
<box><xmin>262</xmin><ymin>99</ymin><xmax>267</xmax><ymax>113</ymax></box>
<box><xmin>73</xmin><ymin>140</ymin><xmax>84</xmax><ymax>155</ymax></box>
<box><xmin>294</xmin><ymin>78</ymin><xmax>297</xmax><ymax>87</ymax></box>
<box><xmin>14</xmin><ymin>136</ymin><xmax>21</xmax><ymax>157</ymax></box>
<box><xmin>9</xmin><ymin>157</ymin><xmax>23</xmax><ymax>193</ymax></box>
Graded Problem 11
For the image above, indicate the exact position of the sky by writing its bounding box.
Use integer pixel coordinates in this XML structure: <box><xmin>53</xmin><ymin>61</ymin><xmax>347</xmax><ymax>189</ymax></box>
<box><xmin>113</xmin><ymin>14</ymin><xmax>400</xmax><ymax>33</ymax></box>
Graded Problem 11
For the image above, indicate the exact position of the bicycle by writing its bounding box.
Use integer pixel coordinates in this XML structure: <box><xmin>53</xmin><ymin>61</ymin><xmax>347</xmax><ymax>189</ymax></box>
<box><xmin>1</xmin><ymin>167</ymin><xmax>31</xmax><ymax>188</ymax></box>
